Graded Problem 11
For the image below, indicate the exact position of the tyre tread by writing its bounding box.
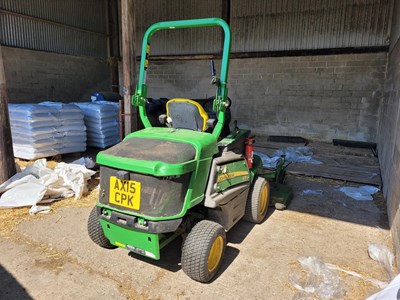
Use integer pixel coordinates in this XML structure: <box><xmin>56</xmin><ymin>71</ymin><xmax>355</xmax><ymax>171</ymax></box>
<box><xmin>181</xmin><ymin>220</ymin><xmax>226</xmax><ymax>283</ymax></box>
<box><xmin>87</xmin><ymin>207</ymin><xmax>116</xmax><ymax>249</ymax></box>
<box><xmin>243</xmin><ymin>177</ymin><xmax>269</xmax><ymax>223</ymax></box>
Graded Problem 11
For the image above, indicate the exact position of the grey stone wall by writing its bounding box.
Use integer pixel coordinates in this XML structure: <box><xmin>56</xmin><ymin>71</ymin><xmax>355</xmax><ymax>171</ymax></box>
<box><xmin>3</xmin><ymin>47</ymin><xmax>111</xmax><ymax>103</ymax></box>
<box><xmin>378</xmin><ymin>6</ymin><xmax>400</xmax><ymax>265</ymax></box>
<box><xmin>146</xmin><ymin>53</ymin><xmax>387</xmax><ymax>142</ymax></box>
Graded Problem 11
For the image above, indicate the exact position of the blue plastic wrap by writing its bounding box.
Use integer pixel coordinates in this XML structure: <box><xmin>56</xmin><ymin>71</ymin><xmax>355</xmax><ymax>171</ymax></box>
<box><xmin>8</xmin><ymin>102</ymin><xmax>87</xmax><ymax>159</ymax></box>
<box><xmin>74</xmin><ymin>102</ymin><xmax>120</xmax><ymax>149</ymax></box>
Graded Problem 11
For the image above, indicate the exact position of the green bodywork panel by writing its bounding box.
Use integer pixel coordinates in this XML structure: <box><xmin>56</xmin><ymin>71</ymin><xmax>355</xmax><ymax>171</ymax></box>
<box><xmin>270</xmin><ymin>183</ymin><xmax>293</xmax><ymax>207</ymax></box>
<box><xmin>97</xmin><ymin>127</ymin><xmax>218</xmax><ymax>176</ymax></box>
<box><xmin>100</xmin><ymin>219</ymin><xmax>161</xmax><ymax>259</ymax></box>
<box><xmin>216</xmin><ymin>160</ymin><xmax>249</xmax><ymax>192</ymax></box>
<box><xmin>252</xmin><ymin>155</ymin><xmax>265</xmax><ymax>182</ymax></box>
<box><xmin>218</xmin><ymin>129</ymin><xmax>249</xmax><ymax>146</ymax></box>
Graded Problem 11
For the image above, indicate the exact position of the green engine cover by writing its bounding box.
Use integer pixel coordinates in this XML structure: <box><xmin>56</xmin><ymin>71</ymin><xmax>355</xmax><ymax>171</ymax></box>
<box><xmin>216</xmin><ymin>160</ymin><xmax>249</xmax><ymax>192</ymax></box>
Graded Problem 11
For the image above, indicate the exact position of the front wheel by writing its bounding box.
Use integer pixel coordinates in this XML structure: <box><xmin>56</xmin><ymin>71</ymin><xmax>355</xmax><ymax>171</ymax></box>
<box><xmin>243</xmin><ymin>177</ymin><xmax>270</xmax><ymax>223</ymax></box>
<box><xmin>87</xmin><ymin>206</ymin><xmax>117</xmax><ymax>249</ymax></box>
<box><xmin>181</xmin><ymin>220</ymin><xmax>226</xmax><ymax>283</ymax></box>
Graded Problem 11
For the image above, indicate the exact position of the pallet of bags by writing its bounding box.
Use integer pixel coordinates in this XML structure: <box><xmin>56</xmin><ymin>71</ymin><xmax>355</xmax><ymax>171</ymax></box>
<box><xmin>9</xmin><ymin>104</ymin><xmax>59</xmax><ymax>159</ymax></box>
<box><xmin>8</xmin><ymin>102</ymin><xmax>86</xmax><ymax>160</ymax></box>
<box><xmin>74</xmin><ymin>102</ymin><xmax>120</xmax><ymax>149</ymax></box>
<box><xmin>39</xmin><ymin>102</ymin><xmax>87</xmax><ymax>154</ymax></box>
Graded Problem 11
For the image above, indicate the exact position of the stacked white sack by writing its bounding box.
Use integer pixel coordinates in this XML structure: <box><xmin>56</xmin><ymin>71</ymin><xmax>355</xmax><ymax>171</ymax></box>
<box><xmin>9</xmin><ymin>104</ymin><xmax>59</xmax><ymax>159</ymax></box>
<box><xmin>39</xmin><ymin>102</ymin><xmax>87</xmax><ymax>154</ymax></box>
<box><xmin>75</xmin><ymin>102</ymin><xmax>120</xmax><ymax>148</ymax></box>
<box><xmin>8</xmin><ymin>103</ymin><xmax>86</xmax><ymax>160</ymax></box>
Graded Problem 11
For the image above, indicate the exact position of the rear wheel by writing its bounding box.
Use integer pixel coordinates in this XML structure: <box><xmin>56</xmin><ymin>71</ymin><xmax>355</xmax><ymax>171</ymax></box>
<box><xmin>87</xmin><ymin>206</ymin><xmax>116</xmax><ymax>249</ymax></box>
<box><xmin>181</xmin><ymin>220</ymin><xmax>226</xmax><ymax>283</ymax></box>
<box><xmin>243</xmin><ymin>177</ymin><xmax>270</xmax><ymax>223</ymax></box>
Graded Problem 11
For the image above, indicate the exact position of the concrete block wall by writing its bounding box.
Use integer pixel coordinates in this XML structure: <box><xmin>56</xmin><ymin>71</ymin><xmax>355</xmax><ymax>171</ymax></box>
<box><xmin>378</xmin><ymin>1</ymin><xmax>400</xmax><ymax>265</ymax></box>
<box><xmin>146</xmin><ymin>52</ymin><xmax>386</xmax><ymax>142</ymax></box>
<box><xmin>3</xmin><ymin>47</ymin><xmax>111</xmax><ymax>103</ymax></box>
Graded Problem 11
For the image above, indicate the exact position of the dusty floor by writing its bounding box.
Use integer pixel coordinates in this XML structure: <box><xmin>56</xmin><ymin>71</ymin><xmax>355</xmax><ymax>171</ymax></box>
<box><xmin>0</xmin><ymin>173</ymin><xmax>394</xmax><ymax>299</ymax></box>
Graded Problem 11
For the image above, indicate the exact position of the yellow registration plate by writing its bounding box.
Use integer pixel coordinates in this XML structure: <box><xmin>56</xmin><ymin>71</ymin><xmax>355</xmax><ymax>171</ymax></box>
<box><xmin>109</xmin><ymin>176</ymin><xmax>141</xmax><ymax>210</ymax></box>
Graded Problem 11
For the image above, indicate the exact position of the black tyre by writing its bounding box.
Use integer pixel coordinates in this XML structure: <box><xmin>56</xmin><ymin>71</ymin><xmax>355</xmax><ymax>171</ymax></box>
<box><xmin>87</xmin><ymin>207</ymin><xmax>116</xmax><ymax>249</ymax></box>
<box><xmin>181</xmin><ymin>220</ymin><xmax>226</xmax><ymax>283</ymax></box>
<box><xmin>243</xmin><ymin>177</ymin><xmax>270</xmax><ymax>223</ymax></box>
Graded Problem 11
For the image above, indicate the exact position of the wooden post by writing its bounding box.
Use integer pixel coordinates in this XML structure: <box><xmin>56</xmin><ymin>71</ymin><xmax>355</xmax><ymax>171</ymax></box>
<box><xmin>0</xmin><ymin>46</ymin><xmax>16</xmax><ymax>184</ymax></box>
<box><xmin>221</xmin><ymin>0</ymin><xmax>230</xmax><ymax>25</ymax></box>
<box><xmin>221</xmin><ymin>0</ymin><xmax>230</xmax><ymax>52</ymax></box>
<box><xmin>107</xmin><ymin>0</ymin><xmax>120</xmax><ymax>93</ymax></box>
<box><xmin>121</xmin><ymin>0</ymin><xmax>138</xmax><ymax>136</ymax></box>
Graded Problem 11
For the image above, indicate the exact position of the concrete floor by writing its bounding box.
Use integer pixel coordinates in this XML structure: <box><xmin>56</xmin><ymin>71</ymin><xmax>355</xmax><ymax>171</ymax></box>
<box><xmin>0</xmin><ymin>175</ymin><xmax>394</xmax><ymax>299</ymax></box>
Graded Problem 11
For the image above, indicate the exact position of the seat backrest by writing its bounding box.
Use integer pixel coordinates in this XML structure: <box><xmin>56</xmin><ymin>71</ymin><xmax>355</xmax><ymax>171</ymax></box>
<box><xmin>166</xmin><ymin>98</ymin><xmax>209</xmax><ymax>131</ymax></box>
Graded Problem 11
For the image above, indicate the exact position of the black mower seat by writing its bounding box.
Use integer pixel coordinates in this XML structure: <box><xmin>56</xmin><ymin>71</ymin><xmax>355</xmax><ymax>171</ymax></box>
<box><xmin>101</xmin><ymin>137</ymin><xmax>196</xmax><ymax>164</ymax></box>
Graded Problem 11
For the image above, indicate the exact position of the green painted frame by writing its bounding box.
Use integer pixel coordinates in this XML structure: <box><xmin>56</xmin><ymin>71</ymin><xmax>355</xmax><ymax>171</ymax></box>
<box><xmin>132</xmin><ymin>18</ymin><xmax>231</xmax><ymax>138</ymax></box>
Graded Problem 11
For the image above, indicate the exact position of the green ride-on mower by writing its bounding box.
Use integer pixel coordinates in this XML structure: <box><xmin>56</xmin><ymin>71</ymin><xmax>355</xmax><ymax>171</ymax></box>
<box><xmin>87</xmin><ymin>18</ymin><xmax>292</xmax><ymax>283</ymax></box>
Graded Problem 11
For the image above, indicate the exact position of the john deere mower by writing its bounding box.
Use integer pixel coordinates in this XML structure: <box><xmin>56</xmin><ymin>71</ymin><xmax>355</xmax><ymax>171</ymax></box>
<box><xmin>88</xmin><ymin>18</ymin><xmax>292</xmax><ymax>283</ymax></box>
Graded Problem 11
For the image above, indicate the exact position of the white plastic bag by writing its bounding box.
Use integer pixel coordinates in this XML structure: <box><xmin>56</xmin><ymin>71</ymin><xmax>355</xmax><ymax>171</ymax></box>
<box><xmin>253</xmin><ymin>151</ymin><xmax>279</xmax><ymax>168</ymax></box>
<box><xmin>0</xmin><ymin>174</ymin><xmax>40</xmax><ymax>193</ymax></box>
<box><xmin>71</xmin><ymin>157</ymin><xmax>96</xmax><ymax>169</ymax></box>
<box><xmin>254</xmin><ymin>146</ymin><xmax>322</xmax><ymax>169</ymax></box>
<box><xmin>29</xmin><ymin>205</ymin><xmax>51</xmax><ymax>215</ymax></box>
<box><xmin>0</xmin><ymin>158</ymin><xmax>95</xmax><ymax>209</ymax></box>
<box><xmin>54</xmin><ymin>162</ymin><xmax>95</xmax><ymax>200</ymax></box>
<box><xmin>368</xmin><ymin>243</ymin><xmax>395</xmax><ymax>280</ymax></box>
<box><xmin>366</xmin><ymin>274</ymin><xmax>400</xmax><ymax>300</ymax></box>
<box><xmin>289</xmin><ymin>256</ymin><xmax>346</xmax><ymax>300</ymax></box>
<box><xmin>274</xmin><ymin>147</ymin><xmax>322</xmax><ymax>164</ymax></box>
<box><xmin>302</xmin><ymin>189</ymin><xmax>323</xmax><ymax>195</ymax></box>
<box><xmin>338</xmin><ymin>186</ymin><xmax>379</xmax><ymax>201</ymax></box>
<box><xmin>0</xmin><ymin>183</ymin><xmax>47</xmax><ymax>208</ymax></box>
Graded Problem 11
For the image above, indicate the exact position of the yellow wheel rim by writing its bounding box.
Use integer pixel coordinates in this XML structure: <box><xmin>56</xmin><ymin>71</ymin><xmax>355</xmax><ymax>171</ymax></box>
<box><xmin>208</xmin><ymin>235</ymin><xmax>224</xmax><ymax>273</ymax></box>
<box><xmin>259</xmin><ymin>182</ymin><xmax>269</xmax><ymax>216</ymax></box>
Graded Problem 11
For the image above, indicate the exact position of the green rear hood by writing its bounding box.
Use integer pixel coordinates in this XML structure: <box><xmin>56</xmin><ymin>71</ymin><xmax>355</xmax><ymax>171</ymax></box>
<box><xmin>96</xmin><ymin>127</ymin><xmax>218</xmax><ymax>176</ymax></box>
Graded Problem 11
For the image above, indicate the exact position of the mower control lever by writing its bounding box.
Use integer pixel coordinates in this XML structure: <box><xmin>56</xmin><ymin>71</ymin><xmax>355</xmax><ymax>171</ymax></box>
<box><xmin>210</xmin><ymin>60</ymin><xmax>220</xmax><ymax>86</ymax></box>
<box><xmin>210</xmin><ymin>60</ymin><xmax>216</xmax><ymax>76</ymax></box>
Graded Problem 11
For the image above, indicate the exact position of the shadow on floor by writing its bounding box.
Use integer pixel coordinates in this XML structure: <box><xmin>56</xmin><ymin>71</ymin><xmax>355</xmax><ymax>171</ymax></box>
<box><xmin>0</xmin><ymin>265</ymin><xmax>32</xmax><ymax>300</ymax></box>
<box><xmin>125</xmin><ymin>215</ymin><xmax>267</xmax><ymax>278</ymax></box>
<box><xmin>285</xmin><ymin>174</ymin><xmax>389</xmax><ymax>229</ymax></box>
<box><xmin>128</xmin><ymin>236</ymin><xmax>182</xmax><ymax>273</ymax></box>
<box><xmin>227</xmin><ymin>208</ymin><xmax>276</xmax><ymax>244</ymax></box>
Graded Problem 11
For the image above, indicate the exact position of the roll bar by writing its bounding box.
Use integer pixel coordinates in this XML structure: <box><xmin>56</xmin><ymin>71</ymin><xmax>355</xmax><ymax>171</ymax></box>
<box><xmin>132</xmin><ymin>18</ymin><xmax>231</xmax><ymax>138</ymax></box>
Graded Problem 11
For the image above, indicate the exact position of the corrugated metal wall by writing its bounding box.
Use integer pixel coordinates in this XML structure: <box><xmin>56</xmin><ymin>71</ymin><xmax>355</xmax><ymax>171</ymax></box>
<box><xmin>389</xmin><ymin>0</ymin><xmax>400</xmax><ymax>51</ymax></box>
<box><xmin>135</xmin><ymin>0</ymin><xmax>223</xmax><ymax>55</ymax></box>
<box><xmin>0</xmin><ymin>0</ymin><xmax>108</xmax><ymax>58</ymax></box>
<box><xmin>230</xmin><ymin>0</ymin><xmax>392</xmax><ymax>52</ymax></box>
<box><xmin>0</xmin><ymin>1</ymin><xmax>393</xmax><ymax>57</ymax></box>
<box><xmin>134</xmin><ymin>0</ymin><xmax>392</xmax><ymax>56</ymax></box>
